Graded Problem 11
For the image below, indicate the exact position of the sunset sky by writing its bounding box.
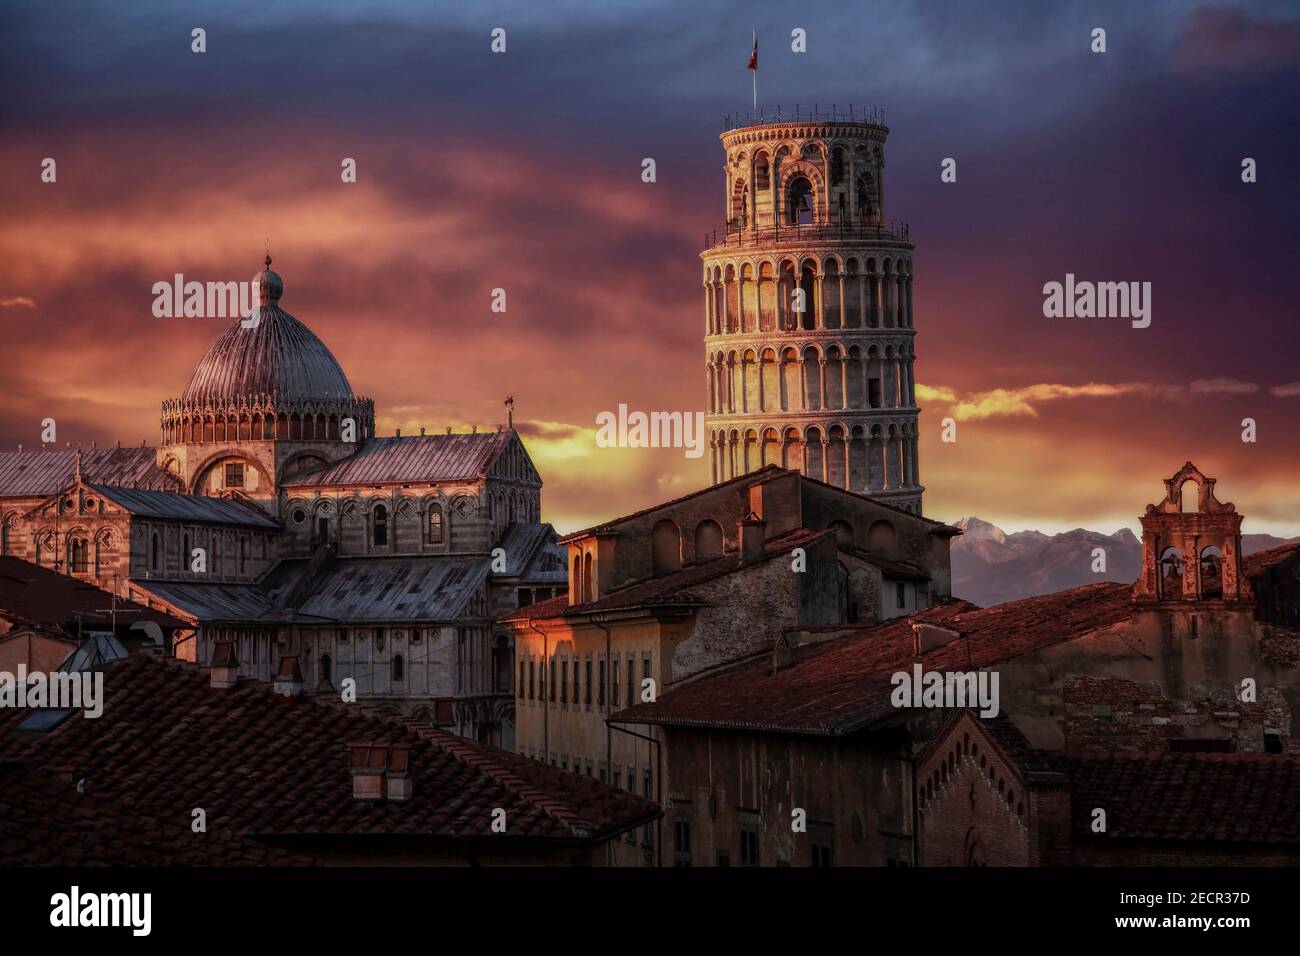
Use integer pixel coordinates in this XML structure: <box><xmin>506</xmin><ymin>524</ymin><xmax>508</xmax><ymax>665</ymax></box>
<box><xmin>2</xmin><ymin>0</ymin><xmax>1298</xmax><ymax>536</ymax></box>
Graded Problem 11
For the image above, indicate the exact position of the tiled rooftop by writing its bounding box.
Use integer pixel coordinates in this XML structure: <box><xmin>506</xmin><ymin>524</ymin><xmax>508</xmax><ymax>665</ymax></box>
<box><xmin>1055</xmin><ymin>751</ymin><xmax>1300</xmax><ymax>845</ymax></box>
<box><xmin>0</xmin><ymin>653</ymin><xmax>660</xmax><ymax>849</ymax></box>
<box><xmin>611</xmin><ymin>582</ymin><xmax>1133</xmax><ymax>736</ymax></box>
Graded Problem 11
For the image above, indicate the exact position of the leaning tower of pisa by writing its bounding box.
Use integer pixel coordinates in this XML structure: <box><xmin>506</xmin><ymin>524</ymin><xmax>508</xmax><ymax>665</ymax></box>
<box><xmin>702</xmin><ymin>107</ymin><xmax>923</xmax><ymax>514</ymax></box>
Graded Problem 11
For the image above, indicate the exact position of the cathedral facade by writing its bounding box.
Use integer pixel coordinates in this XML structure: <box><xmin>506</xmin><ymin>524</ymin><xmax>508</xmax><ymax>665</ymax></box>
<box><xmin>0</xmin><ymin>258</ymin><xmax>564</xmax><ymax>746</ymax></box>
<box><xmin>702</xmin><ymin>110</ymin><xmax>923</xmax><ymax>513</ymax></box>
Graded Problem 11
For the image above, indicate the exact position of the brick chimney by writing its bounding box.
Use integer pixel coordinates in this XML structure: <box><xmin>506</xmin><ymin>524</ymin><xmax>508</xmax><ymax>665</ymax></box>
<box><xmin>273</xmin><ymin>655</ymin><xmax>305</xmax><ymax>698</ymax></box>
<box><xmin>209</xmin><ymin>640</ymin><xmax>239</xmax><ymax>689</ymax></box>
<box><xmin>386</xmin><ymin>743</ymin><xmax>413</xmax><ymax>802</ymax></box>
<box><xmin>738</xmin><ymin>512</ymin><xmax>766</xmax><ymax>563</ymax></box>
<box><xmin>348</xmin><ymin>741</ymin><xmax>413</xmax><ymax>802</ymax></box>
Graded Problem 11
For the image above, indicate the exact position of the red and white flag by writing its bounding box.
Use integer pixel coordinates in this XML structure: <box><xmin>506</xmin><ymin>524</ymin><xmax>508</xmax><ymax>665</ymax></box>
<box><xmin>747</xmin><ymin>31</ymin><xmax>758</xmax><ymax>70</ymax></box>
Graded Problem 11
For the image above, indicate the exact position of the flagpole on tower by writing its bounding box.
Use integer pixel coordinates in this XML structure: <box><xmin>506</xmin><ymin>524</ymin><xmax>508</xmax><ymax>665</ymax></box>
<box><xmin>751</xmin><ymin>26</ymin><xmax>758</xmax><ymax>113</ymax></box>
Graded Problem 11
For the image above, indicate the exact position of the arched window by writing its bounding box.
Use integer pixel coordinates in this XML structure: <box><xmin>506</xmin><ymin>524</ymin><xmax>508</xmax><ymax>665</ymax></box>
<box><xmin>1159</xmin><ymin>546</ymin><xmax>1184</xmax><ymax>600</ymax></box>
<box><xmin>573</xmin><ymin>555</ymin><xmax>582</xmax><ymax>601</ymax></box>
<box><xmin>651</xmin><ymin>519</ymin><xmax>682</xmax><ymax>576</ymax></box>
<box><xmin>829</xmin><ymin>519</ymin><xmax>854</xmax><ymax>545</ymax></box>
<box><xmin>694</xmin><ymin>519</ymin><xmax>724</xmax><ymax>559</ymax></box>
<box><xmin>69</xmin><ymin>538</ymin><xmax>89</xmax><ymax>573</ymax></box>
<box><xmin>1200</xmin><ymin>545</ymin><xmax>1224</xmax><ymax>599</ymax></box>
<box><xmin>320</xmin><ymin>654</ymin><xmax>333</xmax><ymax>685</ymax></box>
<box><xmin>493</xmin><ymin>635</ymin><xmax>511</xmax><ymax>693</ymax></box>
<box><xmin>787</xmin><ymin>176</ymin><xmax>814</xmax><ymax>225</ymax></box>
<box><xmin>0</xmin><ymin>516</ymin><xmax>10</xmax><ymax>556</ymax></box>
<box><xmin>1179</xmin><ymin>479</ymin><xmax>1199</xmax><ymax>513</ymax></box>
<box><xmin>582</xmin><ymin>553</ymin><xmax>594</xmax><ymax>603</ymax></box>
<box><xmin>867</xmin><ymin>519</ymin><xmax>897</xmax><ymax>558</ymax></box>
<box><xmin>150</xmin><ymin>532</ymin><xmax>160</xmax><ymax>571</ymax></box>
<box><xmin>392</xmin><ymin>654</ymin><xmax>404</xmax><ymax>681</ymax></box>
<box><xmin>373</xmin><ymin>504</ymin><xmax>388</xmax><ymax>547</ymax></box>
<box><xmin>429</xmin><ymin>504</ymin><xmax>444</xmax><ymax>543</ymax></box>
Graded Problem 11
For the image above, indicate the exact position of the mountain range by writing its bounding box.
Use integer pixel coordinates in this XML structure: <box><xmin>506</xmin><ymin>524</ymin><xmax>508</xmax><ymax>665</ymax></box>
<box><xmin>948</xmin><ymin>516</ymin><xmax>1299</xmax><ymax>608</ymax></box>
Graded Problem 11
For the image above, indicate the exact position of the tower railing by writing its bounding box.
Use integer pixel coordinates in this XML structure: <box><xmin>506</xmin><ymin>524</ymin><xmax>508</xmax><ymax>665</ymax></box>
<box><xmin>704</xmin><ymin>219</ymin><xmax>910</xmax><ymax>250</ymax></box>
<box><xmin>723</xmin><ymin>104</ymin><xmax>887</xmax><ymax>132</ymax></box>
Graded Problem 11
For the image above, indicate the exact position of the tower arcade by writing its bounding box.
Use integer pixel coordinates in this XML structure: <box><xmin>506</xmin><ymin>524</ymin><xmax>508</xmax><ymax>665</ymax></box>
<box><xmin>701</xmin><ymin>108</ymin><xmax>923</xmax><ymax>513</ymax></box>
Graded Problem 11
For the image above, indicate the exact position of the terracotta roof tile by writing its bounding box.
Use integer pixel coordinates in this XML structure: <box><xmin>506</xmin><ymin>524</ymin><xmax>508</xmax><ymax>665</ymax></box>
<box><xmin>0</xmin><ymin>760</ymin><xmax>312</xmax><ymax>866</ymax></box>
<box><xmin>1245</xmin><ymin>541</ymin><xmax>1300</xmax><ymax>579</ymax></box>
<box><xmin>0</xmin><ymin>654</ymin><xmax>659</xmax><ymax>853</ymax></box>
<box><xmin>611</xmin><ymin>582</ymin><xmax>1132</xmax><ymax>736</ymax></box>
<box><xmin>1054</xmin><ymin>752</ymin><xmax>1300</xmax><ymax>845</ymax></box>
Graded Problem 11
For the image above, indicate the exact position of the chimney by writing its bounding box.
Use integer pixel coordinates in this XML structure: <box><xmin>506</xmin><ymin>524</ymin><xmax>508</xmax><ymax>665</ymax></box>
<box><xmin>209</xmin><ymin>640</ymin><xmax>240</xmax><ymax>689</ymax></box>
<box><xmin>273</xmin><ymin>655</ymin><xmax>305</xmax><ymax>697</ymax></box>
<box><xmin>386</xmin><ymin>743</ymin><xmax>413</xmax><ymax>802</ymax></box>
<box><xmin>348</xmin><ymin>742</ymin><xmax>388</xmax><ymax>801</ymax></box>
<box><xmin>738</xmin><ymin>512</ymin><xmax>766</xmax><ymax>563</ymax></box>
<box><xmin>395</xmin><ymin>428</ymin><xmax>401</xmax><ymax>438</ymax></box>
<box><xmin>348</xmin><ymin>741</ymin><xmax>413</xmax><ymax>802</ymax></box>
<box><xmin>419</xmin><ymin>427</ymin><xmax>425</xmax><ymax>436</ymax></box>
<box><xmin>912</xmin><ymin>621</ymin><xmax>962</xmax><ymax>656</ymax></box>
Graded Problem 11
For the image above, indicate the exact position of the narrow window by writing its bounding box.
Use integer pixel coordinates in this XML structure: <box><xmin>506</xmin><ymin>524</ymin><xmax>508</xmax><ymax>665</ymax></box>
<box><xmin>373</xmin><ymin>504</ymin><xmax>388</xmax><ymax>546</ymax></box>
<box><xmin>598</xmin><ymin>657</ymin><xmax>607</xmax><ymax>707</ymax></box>
<box><xmin>428</xmin><ymin>504</ymin><xmax>443</xmax><ymax>544</ymax></box>
<box><xmin>225</xmin><ymin>462</ymin><xmax>245</xmax><ymax>488</ymax></box>
<box><xmin>392</xmin><ymin>655</ymin><xmax>404</xmax><ymax>681</ymax></box>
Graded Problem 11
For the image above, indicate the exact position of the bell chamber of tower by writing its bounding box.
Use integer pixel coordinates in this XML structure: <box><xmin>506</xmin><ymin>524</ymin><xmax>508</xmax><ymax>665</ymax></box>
<box><xmin>701</xmin><ymin>112</ymin><xmax>923</xmax><ymax>513</ymax></box>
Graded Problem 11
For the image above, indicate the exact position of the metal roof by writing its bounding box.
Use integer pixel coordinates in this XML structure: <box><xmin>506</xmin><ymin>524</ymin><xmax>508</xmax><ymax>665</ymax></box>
<box><xmin>132</xmin><ymin>580</ymin><xmax>277</xmax><ymax>623</ymax></box>
<box><xmin>283</xmin><ymin>433</ymin><xmax>512</xmax><ymax>487</ymax></box>
<box><xmin>291</xmin><ymin>556</ymin><xmax>488</xmax><ymax>622</ymax></box>
<box><xmin>89</xmin><ymin>484</ymin><xmax>280</xmax><ymax>529</ymax></box>
<box><xmin>495</xmin><ymin>522</ymin><xmax>568</xmax><ymax>582</ymax></box>
<box><xmin>138</xmin><ymin>555</ymin><xmax>488</xmax><ymax>624</ymax></box>
<box><xmin>0</xmin><ymin>447</ymin><xmax>178</xmax><ymax>497</ymax></box>
<box><xmin>180</xmin><ymin>297</ymin><xmax>353</xmax><ymax>405</ymax></box>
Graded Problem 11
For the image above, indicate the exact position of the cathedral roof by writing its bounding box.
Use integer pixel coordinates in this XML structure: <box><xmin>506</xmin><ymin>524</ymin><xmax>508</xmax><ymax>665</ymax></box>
<box><xmin>281</xmin><ymin>432</ymin><xmax>515</xmax><ymax>488</ymax></box>
<box><xmin>88</xmin><ymin>484</ymin><xmax>280</xmax><ymax>530</ymax></box>
<box><xmin>0</xmin><ymin>447</ymin><xmax>178</xmax><ymax>497</ymax></box>
<box><xmin>179</xmin><ymin>258</ymin><xmax>354</xmax><ymax>406</ymax></box>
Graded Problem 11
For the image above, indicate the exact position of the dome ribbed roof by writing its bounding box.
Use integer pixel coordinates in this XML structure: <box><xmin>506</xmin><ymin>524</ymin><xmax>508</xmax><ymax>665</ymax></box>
<box><xmin>181</xmin><ymin>259</ymin><xmax>354</xmax><ymax>404</ymax></box>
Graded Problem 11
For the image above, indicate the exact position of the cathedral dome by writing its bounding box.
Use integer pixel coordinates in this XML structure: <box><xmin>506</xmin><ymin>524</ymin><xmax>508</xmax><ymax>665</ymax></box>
<box><xmin>180</xmin><ymin>257</ymin><xmax>354</xmax><ymax>405</ymax></box>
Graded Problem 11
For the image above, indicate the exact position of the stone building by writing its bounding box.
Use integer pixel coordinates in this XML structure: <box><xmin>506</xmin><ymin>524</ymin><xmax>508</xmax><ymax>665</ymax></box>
<box><xmin>702</xmin><ymin>109</ymin><xmax>922</xmax><ymax>513</ymax></box>
<box><xmin>503</xmin><ymin>464</ymin><xmax>957</xmax><ymax>864</ymax></box>
<box><xmin>610</xmin><ymin>463</ymin><xmax>1300</xmax><ymax>865</ymax></box>
<box><xmin>916</xmin><ymin>709</ymin><xmax>1300</xmax><ymax>866</ymax></box>
<box><xmin>0</xmin><ymin>257</ymin><xmax>565</xmax><ymax>746</ymax></box>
